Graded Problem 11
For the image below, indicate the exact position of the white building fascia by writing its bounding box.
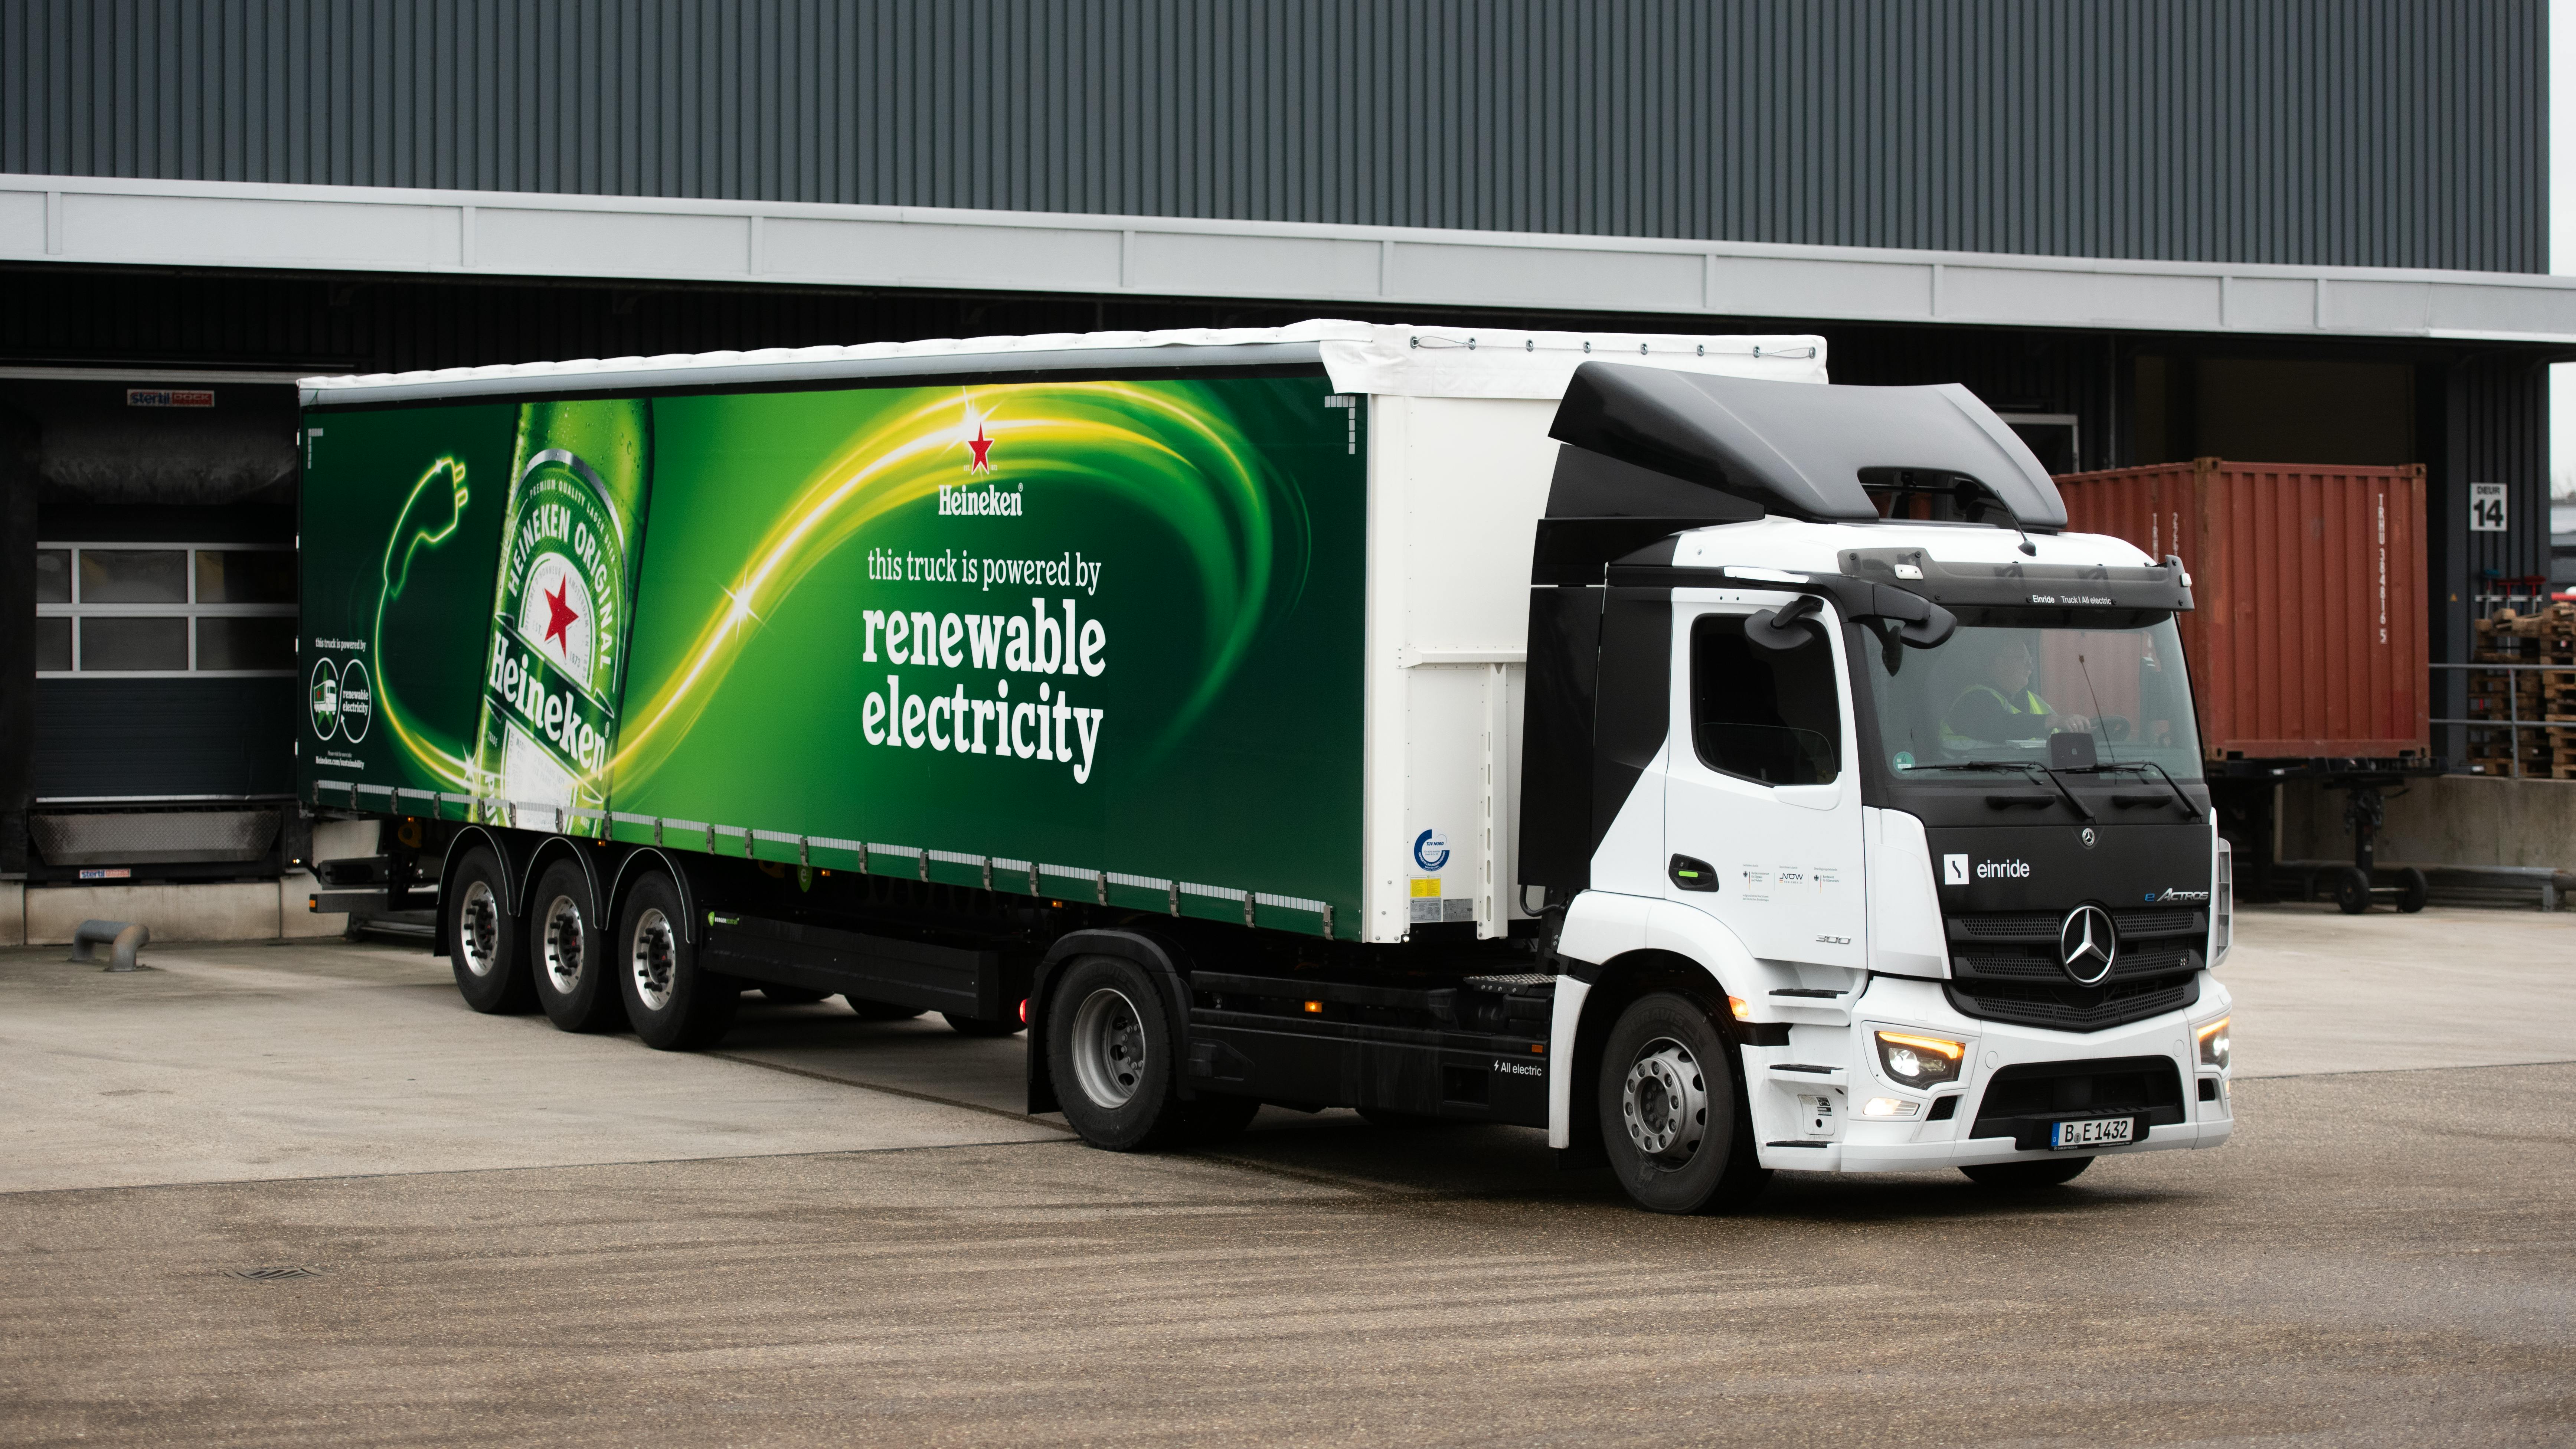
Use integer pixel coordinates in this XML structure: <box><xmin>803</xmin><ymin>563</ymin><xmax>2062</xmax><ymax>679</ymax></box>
<box><xmin>7</xmin><ymin>171</ymin><xmax>2576</xmax><ymax>347</ymax></box>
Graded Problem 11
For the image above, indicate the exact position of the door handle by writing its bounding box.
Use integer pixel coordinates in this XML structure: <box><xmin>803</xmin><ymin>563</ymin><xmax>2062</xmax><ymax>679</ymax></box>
<box><xmin>1668</xmin><ymin>854</ymin><xmax>1719</xmax><ymax>892</ymax></box>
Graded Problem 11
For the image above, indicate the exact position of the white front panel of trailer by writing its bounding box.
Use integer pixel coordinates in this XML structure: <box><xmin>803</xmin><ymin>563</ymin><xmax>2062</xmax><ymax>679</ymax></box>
<box><xmin>1361</xmin><ymin>395</ymin><xmax>1554</xmax><ymax>943</ymax></box>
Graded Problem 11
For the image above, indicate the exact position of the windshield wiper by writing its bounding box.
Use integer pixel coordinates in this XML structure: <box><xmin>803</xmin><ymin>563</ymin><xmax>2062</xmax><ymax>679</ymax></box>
<box><xmin>1900</xmin><ymin>761</ymin><xmax>2095</xmax><ymax>822</ymax></box>
<box><xmin>2068</xmin><ymin>759</ymin><xmax>2203</xmax><ymax>821</ymax></box>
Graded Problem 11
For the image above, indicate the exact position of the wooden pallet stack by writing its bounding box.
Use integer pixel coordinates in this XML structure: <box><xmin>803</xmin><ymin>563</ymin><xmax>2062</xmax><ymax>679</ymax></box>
<box><xmin>2468</xmin><ymin>605</ymin><xmax>2576</xmax><ymax>776</ymax></box>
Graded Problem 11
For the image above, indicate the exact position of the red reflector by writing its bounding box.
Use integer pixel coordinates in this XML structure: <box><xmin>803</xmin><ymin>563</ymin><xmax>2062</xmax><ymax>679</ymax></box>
<box><xmin>1017</xmin><ymin>998</ymin><xmax>1028</xmax><ymax>1024</ymax></box>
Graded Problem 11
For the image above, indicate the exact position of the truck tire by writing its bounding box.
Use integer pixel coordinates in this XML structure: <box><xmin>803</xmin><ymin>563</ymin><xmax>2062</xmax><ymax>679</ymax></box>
<box><xmin>1596</xmin><ymin>992</ymin><xmax>1771</xmax><ymax>1214</ymax></box>
<box><xmin>844</xmin><ymin>997</ymin><xmax>928</xmax><ymax>1021</ymax></box>
<box><xmin>2396</xmin><ymin>866</ymin><xmax>2429</xmax><ymax>913</ymax></box>
<box><xmin>943</xmin><ymin>1010</ymin><xmax>1026</xmax><ymax>1037</ymax></box>
<box><xmin>2333</xmin><ymin>866</ymin><xmax>2373</xmax><ymax>915</ymax></box>
<box><xmin>1047</xmin><ymin>954</ymin><xmax>1188</xmax><ymax>1151</ymax></box>
<box><xmin>445</xmin><ymin>847</ymin><xmax>534</xmax><ymax>1014</ymax></box>
<box><xmin>757</xmin><ymin>986</ymin><xmax>831</xmax><ymax>1004</ymax></box>
<box><xmin>530</xmin><ymin>860</ymin><xmax>624</xmax><ymax>1033</ymax></box>
<box><xmin>1961</xmin><ymin>1156</ymin><xmax>2094</xmax><ymax>1189</ymax></box>
<box><xmin>615</xmin><ymin>871</ymin><xmax>740</xmax><ymax>1050</ymax></box>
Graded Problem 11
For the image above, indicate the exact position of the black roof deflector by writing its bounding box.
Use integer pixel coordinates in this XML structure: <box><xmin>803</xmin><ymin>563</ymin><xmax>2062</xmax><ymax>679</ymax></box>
<box><xmin>1548</xmin><ymin>362</ymin><xmax>2070</xmax><ymax>531</ymax></box>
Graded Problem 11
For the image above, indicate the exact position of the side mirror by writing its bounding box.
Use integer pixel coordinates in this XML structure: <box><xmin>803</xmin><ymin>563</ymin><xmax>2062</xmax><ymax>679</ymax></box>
<box><xmin>1746</xmin><ymin>594</ymin><xmax>1823</xmax><ymax>651</ymax></box>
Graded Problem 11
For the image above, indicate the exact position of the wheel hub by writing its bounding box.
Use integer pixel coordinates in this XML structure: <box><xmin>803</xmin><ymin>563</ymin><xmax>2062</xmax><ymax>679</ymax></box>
<box><xmin>541</xmin><ymin>894</ymin><xmax>586</xmax><ymax>994</ymax></box>
<box><xmin>1621</xmin><ymin>1040</ymin><xmax>1707</xmax><ymax>1163</ymax></box>
<box><xmin>459</xmin><ymin>880</ymin><xmax>500</xmax><ymax>978</ymax></box>
<box><xmin>1068</xmin><ymin>986</ymin><xmax>1148</xmax><ymax>1109</ymax></box>
<box><xmin>631</xmin><ymin>909</ymin><xmax>676</xmax><ymax>1012</ymax></box>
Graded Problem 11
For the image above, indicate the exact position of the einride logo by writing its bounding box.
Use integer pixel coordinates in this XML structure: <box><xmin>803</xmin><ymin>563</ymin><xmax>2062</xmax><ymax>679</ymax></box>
<box><xmin>1943</xmin><ymin>853</ymin><xmax>1968</xmax><ymax>885</ymax></box>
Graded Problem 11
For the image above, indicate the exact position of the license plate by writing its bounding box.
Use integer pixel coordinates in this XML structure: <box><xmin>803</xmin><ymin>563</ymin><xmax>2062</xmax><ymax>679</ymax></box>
<box><xmin>2049</xmin><ymin>1116</ymin><xmax>2134</xmax><ymax>1150</ymax></box>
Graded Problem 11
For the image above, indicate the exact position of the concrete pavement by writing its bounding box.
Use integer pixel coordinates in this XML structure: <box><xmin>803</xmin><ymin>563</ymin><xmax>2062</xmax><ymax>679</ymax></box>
<box><xmin>1</xmin><ymin>903</ymin><xmax>2571</xmax><ymax>1444</ymax></box>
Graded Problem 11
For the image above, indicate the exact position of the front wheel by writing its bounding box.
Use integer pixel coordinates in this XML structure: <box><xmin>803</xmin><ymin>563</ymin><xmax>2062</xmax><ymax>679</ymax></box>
<box><xmin>1962</xmin><ymin>1156</ymin><xmax>2094</xmax><ymax>1189</ymax></box>
<box><xmin>615</xmin><ymin>872</ymin><xmax>740</xmax><ymax>1050</ymax></box>
<box><xmin>1596</xmin><ymin>993</ymin><xmax>1770</xmax><ymax>1214</ymax></box>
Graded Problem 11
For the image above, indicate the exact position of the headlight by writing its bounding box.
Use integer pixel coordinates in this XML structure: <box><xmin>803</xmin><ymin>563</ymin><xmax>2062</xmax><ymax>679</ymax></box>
<box><xmin>2196</xmin><ymin>1015</ymin><xmax>2230</xmax><ymax>1070</ymax></box>
<box><xmin>1874</xmin><ymin>1030</ymin><xmax>1965</xmax><ymax>1087</ymax></box>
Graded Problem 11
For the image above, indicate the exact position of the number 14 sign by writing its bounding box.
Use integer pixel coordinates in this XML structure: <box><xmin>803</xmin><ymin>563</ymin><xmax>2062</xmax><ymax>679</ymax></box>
<box><xmin>2470</xmin><ymin>482</ymin><xmax>2508</xmax><ymax>532</ymax></box>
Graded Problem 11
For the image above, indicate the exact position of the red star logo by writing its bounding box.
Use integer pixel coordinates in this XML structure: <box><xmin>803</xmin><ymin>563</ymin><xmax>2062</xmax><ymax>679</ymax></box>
<box><xmin>966</xmin><ymin>423</ymin><xmax>996</xmax><ymax>474</ymax></box>
<box><xmin>542</xmin><ymin>576</ymin><xmax>581</xmax><ymax>653</ymax></box>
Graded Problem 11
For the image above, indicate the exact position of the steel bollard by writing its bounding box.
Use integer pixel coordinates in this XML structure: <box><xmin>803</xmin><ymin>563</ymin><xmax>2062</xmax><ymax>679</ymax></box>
<box><xmin>69</xmin><ymin>919</ymin><xmax>149</xmax><ymax>972</ymax></box>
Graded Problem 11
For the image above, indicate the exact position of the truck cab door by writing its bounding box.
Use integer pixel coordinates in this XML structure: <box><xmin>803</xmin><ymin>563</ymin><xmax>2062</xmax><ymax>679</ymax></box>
<box><xmin>1662</xmin><ymin>596</ymin><xmax>1866</xmax><ymax>970</ymax></box>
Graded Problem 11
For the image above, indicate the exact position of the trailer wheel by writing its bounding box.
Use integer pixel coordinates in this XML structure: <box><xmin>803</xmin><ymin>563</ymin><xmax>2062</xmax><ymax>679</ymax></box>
<box><xmin>844</xmin><ymin>997</ymin><xmax>928</xmax><ymax>1021</ymax></box>
<box><xmin>530</xmin><ymin>860</ymin><xmax>624</xmax><ymax>1033</ymax></box>
<box><xmin>1597</xmin><ymin>992</ymin><xmax>1770</xmax><ymax>1214</ymax></box>
<box><xmin>1961</xmin><ymin>1156</ymin><xmax>2093</xmax><ymax>1189</ymax></box>
<box><xmin>2395</xmin><ymin>867</ymin><xmax>2429</xmax><ymax>913</ymax></box>
<box><xmin>943</xmin><ymin>1010</ymin><xmax>1026</xmax><ymax>1037</ymax></box>
<box><xmin>1047</xmin><ymin>954</ymin><xmax>1187</xmax><ymax>1151</ymax></box>
<box><xmin>445</xmin><ymin>847</ymin><xmax>533</xmax><ymax>1014</ymax></box>
<box><xmin>616</xmin><ymin>872</ymin><xmax>739</xmax><ymax>1050</ymax></box>
<box><xmin>2333</xmin><ymin>866</ymin><xmax>2373</xmax><ymax>915</ymax></box>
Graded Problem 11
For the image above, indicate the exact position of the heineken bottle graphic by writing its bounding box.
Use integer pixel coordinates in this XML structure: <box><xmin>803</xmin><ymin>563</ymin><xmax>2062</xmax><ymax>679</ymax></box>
<box><xmin>470</xmin><ymin>399</ymin><xmax>651</xmax><ymax>823</ymax></box>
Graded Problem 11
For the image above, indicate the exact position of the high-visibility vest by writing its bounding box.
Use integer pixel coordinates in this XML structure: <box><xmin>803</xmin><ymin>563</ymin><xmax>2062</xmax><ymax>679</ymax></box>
<box><xmin>1942</xmin><ymin>682</ymin><xmax>2053</xmax><ymax>747</ymax></box>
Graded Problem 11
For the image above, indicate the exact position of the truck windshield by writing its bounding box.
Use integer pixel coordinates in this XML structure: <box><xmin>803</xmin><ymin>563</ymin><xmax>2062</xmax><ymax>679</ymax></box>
<box><xmin>1862</xmin><ymin>612</ymin><xmax>2204</xmax><ymax>782</ymax></box>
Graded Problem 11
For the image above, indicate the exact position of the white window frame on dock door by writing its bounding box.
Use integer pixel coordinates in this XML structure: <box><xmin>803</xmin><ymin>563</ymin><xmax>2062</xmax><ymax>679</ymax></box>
<box><xmin>35</xmin><ymin>541</ymin><xmax>300</xmax><ymax>680</ymax></box>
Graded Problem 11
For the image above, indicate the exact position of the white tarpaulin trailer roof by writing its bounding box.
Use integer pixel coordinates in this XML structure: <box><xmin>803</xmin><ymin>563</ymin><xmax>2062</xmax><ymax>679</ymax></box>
<box><xmin>300</xmin><ymin>321</ymin><xmax>1831</xmax><ymax>406</ymax></box>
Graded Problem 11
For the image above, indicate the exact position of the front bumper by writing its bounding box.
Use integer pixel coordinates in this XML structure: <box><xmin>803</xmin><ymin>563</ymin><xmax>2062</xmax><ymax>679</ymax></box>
<box><xmin>1745</xmin><ymin>972</ymin><xmax>2234</xmax><ymax>1174</ymax></box>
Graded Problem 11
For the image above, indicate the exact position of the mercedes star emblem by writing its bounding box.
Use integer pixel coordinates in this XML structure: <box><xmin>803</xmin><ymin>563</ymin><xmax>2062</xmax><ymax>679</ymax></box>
<box><xmin>2080</xmin><ymin>826</ymin><xmax>2098</xmax><ymax>848</ymax></box>
<box><xmin>2059</xmin><ymin>904</ymin><xmax>2118</xmax><ymax>985</ymax></box>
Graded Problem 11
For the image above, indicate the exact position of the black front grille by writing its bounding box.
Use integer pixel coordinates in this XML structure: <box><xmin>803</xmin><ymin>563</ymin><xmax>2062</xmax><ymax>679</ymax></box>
<box><xmin>1944</xmin><ymin>906</ymin><xmax>2206</xmax><ymax>1032</ymax></box>
<box><xmin>1970</xmin><ymin>1055</ymin><xmax>2189</xmax><ymax>1149</ymax></box>
<box><xmin>1945</xmin><ymin>974</ymin><xmax>2201</xmax><ymax>1033</ymax></box>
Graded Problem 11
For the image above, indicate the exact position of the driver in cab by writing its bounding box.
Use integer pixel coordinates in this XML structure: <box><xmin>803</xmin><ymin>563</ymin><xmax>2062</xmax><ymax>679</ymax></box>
<box><xmin>1942</xmin><ymin>637</ymin><xmax>2093</xmax><ymax>746</ymax></box>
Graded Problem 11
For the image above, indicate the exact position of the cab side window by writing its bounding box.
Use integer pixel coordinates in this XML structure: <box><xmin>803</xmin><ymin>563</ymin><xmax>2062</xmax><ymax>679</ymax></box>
<box><xmin>1690</xmin><ymin>612</ymin><xmax>1841</xmax><ymax>786</ymax></box>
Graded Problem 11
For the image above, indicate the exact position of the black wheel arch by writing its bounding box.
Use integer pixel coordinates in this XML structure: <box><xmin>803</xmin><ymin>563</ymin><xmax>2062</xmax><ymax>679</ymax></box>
<box><xmin>1564</xmin><ymin>948</ymin><xmax>1776</xmax><ymax>1162</ymax></box>
<box><xmin>432</xmin><ymin>824</ymin><xmax>524</xmax><ymax>959</ymax></box>
<box><xmin>520</xmin><ymin>834</ymin><xmax>611</xmax><ymax>929</ymax></box>
<box><xmin>1027</xmin><ymin>928</ymin><xmax>1199</xmax><ymax>1115</ymax></box>
<box><xmin>606</xmin><ymin>846</ymin><xmax>715</xmax><ymax>945</ymax></box>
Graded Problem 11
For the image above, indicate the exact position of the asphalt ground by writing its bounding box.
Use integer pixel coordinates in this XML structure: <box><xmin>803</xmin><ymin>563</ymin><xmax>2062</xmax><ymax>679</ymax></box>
<box><xmin>3</xmin><ymin>904</ymin><xmax>2573</xmax><ymax>1445</ymax></box>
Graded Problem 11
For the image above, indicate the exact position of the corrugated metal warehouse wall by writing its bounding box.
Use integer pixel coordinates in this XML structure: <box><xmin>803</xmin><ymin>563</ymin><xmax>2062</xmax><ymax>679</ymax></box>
<box><xmin>0</xmin><ymin>0</ymin><xmax>2547</xmax><ymax>272</ymax></box>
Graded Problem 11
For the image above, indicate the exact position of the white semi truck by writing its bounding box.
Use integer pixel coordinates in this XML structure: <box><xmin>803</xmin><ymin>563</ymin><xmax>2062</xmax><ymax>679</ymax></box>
<box><xmin>301</xmin><ymin>322</ymin><xmax>2234</xmax><ymax>1213</ymax></box>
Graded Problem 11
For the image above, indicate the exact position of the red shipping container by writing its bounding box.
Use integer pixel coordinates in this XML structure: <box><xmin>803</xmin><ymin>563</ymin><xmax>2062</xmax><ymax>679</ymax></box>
<box><xmin>2055</xmin><ymin>457</ymin><xmax>2430</xmax><ymax>760</ymax></box>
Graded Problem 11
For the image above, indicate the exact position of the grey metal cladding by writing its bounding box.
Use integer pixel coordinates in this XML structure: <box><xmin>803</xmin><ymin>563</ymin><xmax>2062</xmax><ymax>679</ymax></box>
<box><xmin>0</xmin><ymin>0</ymin><xmax>2545</xmax><ymax>274</ymax></box>
<box><xmin>1552</xmin><ymin>363</ymin><xmax>2068</xmax><ymax>530</ymax></box>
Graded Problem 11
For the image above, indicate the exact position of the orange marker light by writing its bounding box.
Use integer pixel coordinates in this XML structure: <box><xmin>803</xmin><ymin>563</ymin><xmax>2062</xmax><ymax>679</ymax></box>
<box><xmin>1304</xmin><ymin>1000</ymin><xmax>1324</xmax><ymax>1014</ymax></box>
<box><xmin>1877</xmin><ymin>1030</ymin><xmax>1967</xmax><ymax>1060</ymax></box>
<box><xmin>1727</xmin><ymin>995</ymin><xmax>1753</xmax><ymax>1022</ymax></box>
